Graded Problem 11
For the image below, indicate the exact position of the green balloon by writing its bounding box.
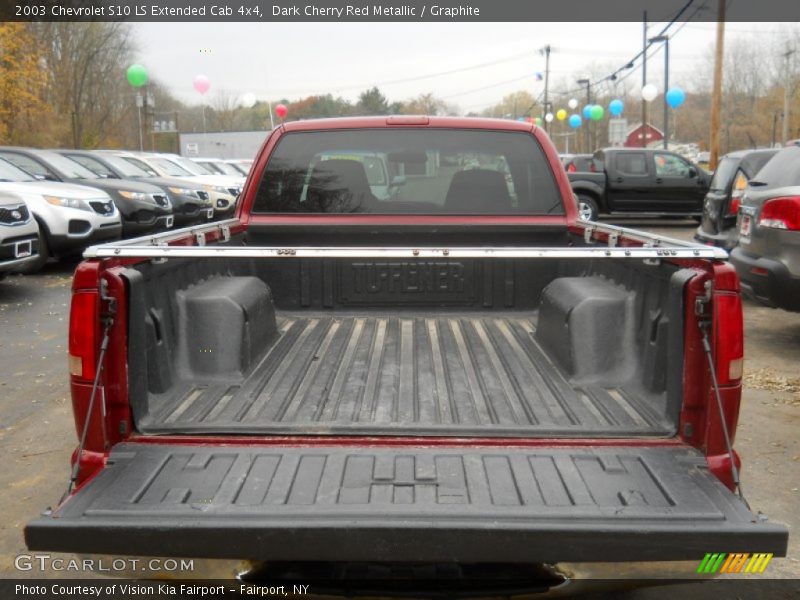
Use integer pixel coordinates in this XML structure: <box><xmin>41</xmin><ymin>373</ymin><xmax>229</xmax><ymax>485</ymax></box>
<box><xmin>590</xmin><ymin>105</ymin><xmax>604</xmax><ymax>121</ymax></box>
<box><xmin>126</xmin><ymin>64</ymin><xmax>148</xmax><ymax>88</ymax></box>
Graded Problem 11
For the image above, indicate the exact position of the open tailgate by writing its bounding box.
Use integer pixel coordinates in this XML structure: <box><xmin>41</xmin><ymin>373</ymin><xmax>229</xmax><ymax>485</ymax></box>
<box><xmin>26</xmin><ymin>442</ymin><xmax>787</xmax><ymax>562</ymax></box>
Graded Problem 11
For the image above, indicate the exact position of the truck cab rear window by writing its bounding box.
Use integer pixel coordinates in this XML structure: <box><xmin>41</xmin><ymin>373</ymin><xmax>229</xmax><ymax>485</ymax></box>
<box><xmin>252</xmin><ymin>129</ymin><xmax>563</xmax><ymax>215</ymax></box>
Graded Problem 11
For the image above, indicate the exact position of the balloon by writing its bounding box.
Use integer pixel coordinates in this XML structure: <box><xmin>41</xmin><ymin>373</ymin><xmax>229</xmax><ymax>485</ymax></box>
<box><xmin>126</xmin><ymin>64</ymin><xmax>148</xmax><ymax>88</ymax></box>
<box><xmin>666</xmin><ymin>87</ymin><xmax>686</xmax><ymax>109</ymax></box>
<box><xmin>534</xmin><ymin>117</ymin><xmax>543</xmax><ymax>126</ymax></box>
<box><xmin>193</xmin><ymin>74</ymin><xmax>210</xmax><ymax>95</ymax></box>
<box><xmin>641</xmin><ymin>83</ymin><xmax>658</xmax><ymax>102</ymax></box>
<box><xmin>517</xmin><ymin>117</ymin><xmax>526</xmax><ymax>122</ymax></box>
<box><xmin>590</xmin><ymin>105</ymin><xmax>604</xmax><ymax>121</ymax></box>
<box><xmin>241</xmin><ymin>93</ymin><xmax>257</xmax><ymax>108</ymax></box>
<box><xmin>544</xmin><ymin>112</ymin><xmax>554</xmax><ymax>123</ymax></box>
<box><xmin>568</xmin><ymin>98</ymin><xmax>578</xmax><ymax>110</ymax></box>
<box><xmin>534</xmin><ymin>72</ymin><xmax>544</xmax><ymax>82</ymax></box>
<box><xmin>556</xmin><ymin>109</ymin><xmax>567</xmax><ymax>121</ymax></box>
<box><xmin>275</xmin><ymin>103</ymin><xmax>288</xmax><ymax>118</ymax></box>
<box><xmin>568</xmin><ymin>114</ymin><xmax>582</xmax><ymax>129</ymax></box>
<box><xmin>582</xmin><ymin>105</ymin><xmax>593</xmax><ymax>119</ymax></box>
<box><xmin>609</xmin><ymin>99</ymin><xmax>624</xmax><ymax>116</ymax></box>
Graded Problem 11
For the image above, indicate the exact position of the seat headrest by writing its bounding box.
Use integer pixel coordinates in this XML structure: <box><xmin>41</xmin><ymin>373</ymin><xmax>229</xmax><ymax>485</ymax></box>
<box><xmin>444</xmin><ymin>169</ymin><xmax>511</xmax><ymax>213</ymax></box>
<box><xmin>306</xmin><ymin>159</ymin><xmax>373</xmax><ymax>213</ymax></box>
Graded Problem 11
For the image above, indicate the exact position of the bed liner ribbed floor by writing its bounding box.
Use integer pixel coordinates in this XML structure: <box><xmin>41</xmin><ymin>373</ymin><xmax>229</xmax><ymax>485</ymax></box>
<box><xmin>139</xmin><ymin>313</ymin><xmax>672</xmax><ymax>436</ymax></box>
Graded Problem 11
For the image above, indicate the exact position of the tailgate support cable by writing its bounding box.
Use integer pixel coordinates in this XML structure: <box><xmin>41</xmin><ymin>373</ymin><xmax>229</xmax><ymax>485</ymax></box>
<box><xmin>696</xmin><ymin>282</ymin><xmax>749</xmax><ymax>509</ymax></box>
<box><xmin>60</xmin><ymin>279</ymin><xmax>116</xmax><ymax>504</ymax></box>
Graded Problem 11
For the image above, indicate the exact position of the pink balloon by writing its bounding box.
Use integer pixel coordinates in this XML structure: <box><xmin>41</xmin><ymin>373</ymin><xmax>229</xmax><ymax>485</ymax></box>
<box><xmin>275</xmin><ymin>103</ymin><xmax>288</xmax><ymax>118</ymax></box>
<box><xmin>193</xmin><ymin>74</ymin><xmax>210</xmax><ymax>95</ymax></box>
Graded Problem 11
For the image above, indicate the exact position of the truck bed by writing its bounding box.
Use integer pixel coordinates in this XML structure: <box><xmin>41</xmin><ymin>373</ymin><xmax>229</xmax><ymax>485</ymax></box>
<box><xmin>139</xmin><ymin>312</ymin><xmax>671</xmax><ymax>436</ymax></box>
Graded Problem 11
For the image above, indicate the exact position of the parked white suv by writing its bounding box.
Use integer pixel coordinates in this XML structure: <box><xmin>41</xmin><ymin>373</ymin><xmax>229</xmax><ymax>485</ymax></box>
<box><xmin>0</xmin><ymin>158</ymin><xmax>121</xmax><ymax>270</ymax></box>
<box><xmin>0</xmin><ymin>191</ymin><xmax>40</xmax><ymax>278</ymax></box>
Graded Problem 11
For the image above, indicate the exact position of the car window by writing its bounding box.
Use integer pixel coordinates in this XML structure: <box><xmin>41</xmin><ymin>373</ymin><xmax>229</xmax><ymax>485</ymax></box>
<box><xmin>102</xmin><ymin>154</ymin><xmax>152</xmax><ymax>178</ymax></box>
<box><xmin>654</xmin><ymin>153</ymin><xmax>692</xmax><ymax>178</ymax></box>
<box><xmin>732</xmin><ymin>170</ymin><xmax>749</xmax><ymax>196</ymax></box>
<box><xmin>39</xmin><ymin>151</ymin><xmax>101</xmax><ymax>179</ymax></box>
<box><xmin>212</xmin><ymin>161</ymin><xmax>245</xmax><ymax>177</ymax></box>
<box><xmin>0</xmin><ymin>157</ymin><xmax>37</xmax><ymax>182</ymax></box>
<box><xmin>150</xmin><ymin>157</ymin><xmax>193</xmax><ymax>177</ymax></box>
<box><xmin>0</xmin><ymin>153</ymin><xmax>51</xmax><ymax>179</ymax></box>
<box><xmin>67</xmin><ymin>154</ymin><xmax>114</xmax><ymax>178</ymax></box>
<box><xmin>198</xmin><ymin>161</ymin><xmax>223</xmax><ymax>175</ymax></box>
<box><xmin>750</xmin><ymin>146</ymin><xmax>800</xmax><ymax>188</ymax></box>
<box><xmin>709</xmin><ymin>156</ymin><xmax>738</xmax><ymax>192</ymax></box>
<box><xmin>615</xmin><ymin>152</ymin><xmax>647</xmax><ymax>176</ymax></box>
<box><xmin>253</xmin><ymin>129</ymin><xmax>561</xmax><ymax>215</ymax></box>
<box><xmin>119</xmin><ymin>156</ymin><xmax>159</xmax><ymax>177</ymax></box>
<box><xmin>175</xmin><ymin>157</ymin><xmax>210</xmax><ymax>175</ymax></box>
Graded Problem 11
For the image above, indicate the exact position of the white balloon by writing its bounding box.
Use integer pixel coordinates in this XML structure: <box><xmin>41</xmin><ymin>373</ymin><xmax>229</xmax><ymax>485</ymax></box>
<box><xmin>241</xmin><ymin>93</ymin><xmax>257</xmax><ymax>108</ymax></box>
<box><xmin>641</xmin><ymin>84</ymin><xmax>658</xmax><ymax>102</ymax></box>
<box><xmin>568</xmin><ymin>98</ymin><xmax>579</xmax><ymax>110</ymax></box>
<box><xmin>544</xmin><ymin>112</ymin><xmax>554</xmax><ymax>123</ymax></box>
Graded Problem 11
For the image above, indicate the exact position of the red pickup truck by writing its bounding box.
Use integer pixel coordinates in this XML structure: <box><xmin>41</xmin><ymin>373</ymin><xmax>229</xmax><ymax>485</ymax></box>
<box><xmin>26</xmin><ymin>117</ymin><xmax>786</xmax><ymax>584</ymax></box>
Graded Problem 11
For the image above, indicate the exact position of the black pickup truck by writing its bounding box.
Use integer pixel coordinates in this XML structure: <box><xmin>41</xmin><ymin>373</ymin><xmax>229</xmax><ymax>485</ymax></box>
<box><xmin>569</xmin><ymin>148</ymin><xmax>710</xmax><ymax>221</ymax></box>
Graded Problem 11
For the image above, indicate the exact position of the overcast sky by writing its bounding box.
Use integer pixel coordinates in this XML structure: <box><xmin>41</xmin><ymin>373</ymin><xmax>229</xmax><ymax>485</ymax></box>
<box><xmin>134</xmin><ymin>21</ymin><xmax>783</xmax><ymax>112</ymax></box>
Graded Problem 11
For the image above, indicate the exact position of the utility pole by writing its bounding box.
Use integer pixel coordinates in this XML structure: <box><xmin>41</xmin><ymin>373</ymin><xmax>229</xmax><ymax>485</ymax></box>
<box><xmin>577</xmin><ymin>78</ymin><xmax>591</xmax><ymax>152</ymax></box>
<box><xmin>782</xmin><ymin>45</ymin><xmax>795</xmax><ymax>145</ymax></box>
<box><xmin>649</xmin><ymin>35</ymin><xmax>670</xmax><ymax>149</ymax></box>
<box><xmin>541</xmin><ymin>45</ymin><xmax>552</xmax><ymax>134</ymax></box>
<box><xmin>641</xmin><ymin>10</ymin><xmax>648</xmax><ymax>148</ymax></box>
<box><xmin>709</xmin><ymin>2</ymin><xmax>726</xmax><ymax>171</ymax></box>
<box><xmin>135</xmin><ymin>93</ymin><xmax>144</xmax><ymax>152</ymax></box>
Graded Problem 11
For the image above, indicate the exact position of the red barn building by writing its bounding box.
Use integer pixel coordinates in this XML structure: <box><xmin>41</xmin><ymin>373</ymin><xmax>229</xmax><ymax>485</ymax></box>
<box><xmin>624</xmin><ymin>123</ymin><xmax>664</xmax><ymax>148</ymax></box>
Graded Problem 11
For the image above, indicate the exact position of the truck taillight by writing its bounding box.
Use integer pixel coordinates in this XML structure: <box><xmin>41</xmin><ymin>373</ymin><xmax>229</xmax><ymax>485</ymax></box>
<box><xmin>758</xmin><ymin>196</ymin><xmax>800</xmax><ymax>230</ymax></box>
<box><xmin>68</xmin><ymin>291</ymin><xmax>99</xmax><ymax>381</ymax></box>
<box><xmin>713</xmin><ymin>292</ymin><xmax>744</xmax><ymax>386</ymax></box>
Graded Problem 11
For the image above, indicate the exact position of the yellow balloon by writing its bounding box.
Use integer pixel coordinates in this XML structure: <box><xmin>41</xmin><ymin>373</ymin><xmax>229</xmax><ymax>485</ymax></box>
<box><xmin>556</xmin><ymin>109</ymin><xmax>567</xmax><ymax>121</ymax></box>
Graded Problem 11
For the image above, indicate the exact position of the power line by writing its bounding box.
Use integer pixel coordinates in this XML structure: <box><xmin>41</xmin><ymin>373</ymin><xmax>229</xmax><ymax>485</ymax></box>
<box><xmin>549</xmin><ymin>0</ymin><xmax>703</xmax><ymax>98</ymax></box>
<box><xmin>154</xmin><ymin>48</ymin><xmax>540</xmax><ymax>100</ymax></box>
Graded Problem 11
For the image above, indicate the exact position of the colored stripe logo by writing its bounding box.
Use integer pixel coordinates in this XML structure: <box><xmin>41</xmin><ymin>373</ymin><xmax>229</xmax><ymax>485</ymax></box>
<box><xmin>696</xmin><ymin>553</ymin><xmax>773</xmax><ymax>574</ymax></box>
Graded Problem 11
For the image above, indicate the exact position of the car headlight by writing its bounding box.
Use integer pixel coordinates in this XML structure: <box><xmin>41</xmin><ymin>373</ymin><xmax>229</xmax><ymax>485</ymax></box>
<box><xmin>203</xmin><ymin>184</ymin><xmax>233</xmax><ymax>195</ymax></box>
<box><xmin>168</xmin><ymin>186</ymin><xmax>197</xmax><ymax>196</ymax></box>
<box><xmin>44</xmin><ymin>195</ymin><xmax>91</xmax><ymax>212</ymax></box>
<box><xmin>118</xmin><ymin>190</ymin><xmax>149</xmax><ymax>201</ymax></box>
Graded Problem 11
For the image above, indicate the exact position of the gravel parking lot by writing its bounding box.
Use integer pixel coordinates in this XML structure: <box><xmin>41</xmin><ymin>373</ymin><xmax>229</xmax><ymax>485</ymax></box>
<box><xmin>0</xmin><ymin>220</ymin><xmax>797</xmax><ymax>594</ymax></box>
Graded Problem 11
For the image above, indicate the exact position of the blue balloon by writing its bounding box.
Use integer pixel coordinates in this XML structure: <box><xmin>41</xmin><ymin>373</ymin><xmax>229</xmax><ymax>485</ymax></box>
<box><xmin>568</xmin><ymin>114</ymin><xmax>582</xmax><ymax>129</ymax></box>
<box><xmin>582</xmin><ymin>105</ymin><xmax>593</xmax><ymax>119</ymax></box>
<box><xmin>609</xmin><ymin>99</ymin><xmax>624</xmax><ymax>116</ymax></box>
<box><xmin>517</xmin><ymin>117</ymin><xmax>526</xmax><ymax>122</ymax></box>
<box><xmin>666</xmin><ymin>87</ymin><xmax>686</xmax><ymax>109</ymax></box>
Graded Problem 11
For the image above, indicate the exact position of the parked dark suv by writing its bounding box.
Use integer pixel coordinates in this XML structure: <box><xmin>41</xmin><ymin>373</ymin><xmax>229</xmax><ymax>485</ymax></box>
<box><xmin>695</xmin><ymin>149</ymin><xmax>778</xmax><ymax>250</ymax></box>
<box><xmin>56</xmin><ymin>150</ymin><xmax>214</xmax><ymax>227</ymax></box>
<box><xmin>731</xmin><ymin>146</ymin><xmax>800</xmax><ymax>312</ymax></box>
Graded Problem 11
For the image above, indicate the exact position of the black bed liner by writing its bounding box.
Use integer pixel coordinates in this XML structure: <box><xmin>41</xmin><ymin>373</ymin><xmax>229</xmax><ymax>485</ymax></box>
<box><xmin>139</xmin><ymin>314</ymin><xmax>672</xmax><ymax>436</ymax></box>
<box><xmin>26</xmin><ymin>443</ymin><xmax>787</xmax><ymax>561</ymax></box>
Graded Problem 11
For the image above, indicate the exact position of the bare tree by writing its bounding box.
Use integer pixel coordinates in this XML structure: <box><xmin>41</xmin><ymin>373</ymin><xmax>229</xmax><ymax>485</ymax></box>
<box><xmin>210</xmin><ymin>89</ymin><xmax>240</xmax><ymax>132</ymax></box>
<box><xmin>32</xmin><ymin>22</ymin><xmax>136</xmax><ymax>148</ymax></box>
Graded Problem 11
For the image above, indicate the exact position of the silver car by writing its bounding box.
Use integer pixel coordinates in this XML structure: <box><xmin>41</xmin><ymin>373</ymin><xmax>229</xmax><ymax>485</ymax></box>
<box><xmin>731</xmin><ymin>146</ymin><xmax>800</xmax><ymax>312</ymax></box>
<box><xmin>0</xmin><ymin>191</ymin><xmax>40</xmax><ymax>278</ymax></box>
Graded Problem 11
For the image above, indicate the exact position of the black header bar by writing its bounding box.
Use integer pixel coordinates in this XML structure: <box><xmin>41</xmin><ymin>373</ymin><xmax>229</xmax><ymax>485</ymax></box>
<box><xmin>3</xmin><ymin>0</ymin><xmax>799</xmax><ymax>22</ymax></box>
